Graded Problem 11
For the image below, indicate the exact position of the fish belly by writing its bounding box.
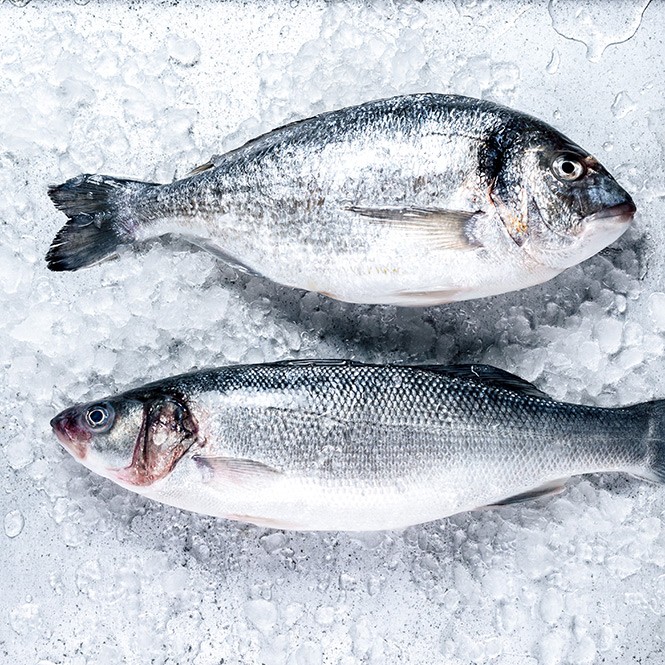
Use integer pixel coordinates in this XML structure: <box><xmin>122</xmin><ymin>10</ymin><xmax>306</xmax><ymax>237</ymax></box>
<box><xmin>147</xmin><ymin>467</ymin><xmax>469</xmax><ymax>531</ymax></box>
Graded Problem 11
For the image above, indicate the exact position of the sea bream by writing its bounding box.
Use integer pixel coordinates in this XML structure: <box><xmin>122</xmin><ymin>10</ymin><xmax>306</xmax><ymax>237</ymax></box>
<box><xmin>46</xmin><ymin>94</ymin><xmax>635</xmax><ymax>306</ymax></box>
<box><xmin>51</xmin><ymin>360</ymin><xmax>665</xmax><ymax>531</ymax></box>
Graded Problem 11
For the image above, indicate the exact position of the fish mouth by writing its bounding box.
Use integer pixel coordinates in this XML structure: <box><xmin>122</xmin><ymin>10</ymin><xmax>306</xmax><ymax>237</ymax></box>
<box><xmin>50</xmin><ymin>411</ymin><xmax>90</xmax><ymax>460</ymax></box>
<box><xmin>584</xmin><ymin>201</ymin><xmax>636</xmax><ymax>225</ymax></box>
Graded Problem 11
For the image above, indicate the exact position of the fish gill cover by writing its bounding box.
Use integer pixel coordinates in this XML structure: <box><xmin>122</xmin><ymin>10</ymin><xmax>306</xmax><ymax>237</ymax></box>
<box><xmin>1</xmin><ymin>1</ymin><xmax>664</xmax><ymax>664</ymax></box>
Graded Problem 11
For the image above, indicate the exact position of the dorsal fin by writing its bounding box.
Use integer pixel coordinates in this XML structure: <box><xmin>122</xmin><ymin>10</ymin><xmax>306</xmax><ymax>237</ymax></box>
<box><xmin>263</xmin><ymin>360</ymin><xmax>549</xmax><ymax>400</ymax></box>
<box><xmin>271</xmin><ymin>359</ymin><xmax>364</xmax><ymax>368</ymax></box>
<box><xmin>186</xmin><ymin>160</ymin><xmax>215</xmax><ymax>176</ymax></box>
<box><xmin>183</xmin><ymin>155</ymin><xmax>223</xmax><ymax>178</ymax></box>
<box><xmin>418</xmin><ymin>364</ymin><xmax>549</xmax><ymax>399</ymax></box>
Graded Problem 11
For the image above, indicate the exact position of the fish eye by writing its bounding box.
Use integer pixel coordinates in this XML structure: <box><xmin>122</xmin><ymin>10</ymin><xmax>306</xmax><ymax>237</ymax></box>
<box><xmin>551</xmin><ymin>153</ymin><xmax>586</xmax><ymax>182</ymax></box>
<box><xmin>84</xmin><ymin>403</ymin><xmax>114</xmax><ymax>431</ymax></box>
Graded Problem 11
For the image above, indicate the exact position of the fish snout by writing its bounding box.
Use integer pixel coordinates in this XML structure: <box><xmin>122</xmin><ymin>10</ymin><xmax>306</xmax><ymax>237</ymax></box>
<box><xmin>584</xmin><ymin>199</ymin><xmax>636</xmax><ymax>226</ymax></box>
<box><xmin>51</xmin><ymin>408</ymin><xmax>91</xmax><ymax>460</ymax></box>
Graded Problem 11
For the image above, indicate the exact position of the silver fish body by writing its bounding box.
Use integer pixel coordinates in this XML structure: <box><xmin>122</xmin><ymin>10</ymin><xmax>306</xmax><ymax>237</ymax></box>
<box><xmin>47</xmin><ymin>94</ymin><xmax>635</xmax><ymax>305</ymax></box>
<box><xmin>51</xmin><ymin>361</ymin><xmax>664</xmax><ymax>531</ymax></box>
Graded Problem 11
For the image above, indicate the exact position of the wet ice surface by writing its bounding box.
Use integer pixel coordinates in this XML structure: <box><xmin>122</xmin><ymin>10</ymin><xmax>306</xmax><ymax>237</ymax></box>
<box><xmin>548</xmin><ymin>0</ymin><xmax>653</xmax><ymax>63</ymax></box>
<box><xmin>1</xmin><ymin>0</ymin><xmax>665</xmax><ymax>663</ymax></box>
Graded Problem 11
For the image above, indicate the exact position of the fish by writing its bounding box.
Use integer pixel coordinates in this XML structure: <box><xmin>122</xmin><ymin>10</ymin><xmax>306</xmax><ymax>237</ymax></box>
<box><xmin>46</xmin><ymin>94</ymin><xmax>635</xmax><ymax>306</ymax></box>
<box><xmin>50</xmin><ymin>360</ymin><xmax>664</xmax><ymax>531</ymax></box>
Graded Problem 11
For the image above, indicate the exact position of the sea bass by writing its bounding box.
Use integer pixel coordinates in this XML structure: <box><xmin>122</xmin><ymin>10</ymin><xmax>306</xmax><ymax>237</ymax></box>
<box><xmin>51</xmin><ymin>360</ymin><xmax>664</xmax><ymax>531</ymax></box>
<box><xmin>46</xmin><ymin>94</ymin><xmax>635</xmax><ymax>306</ymax></box>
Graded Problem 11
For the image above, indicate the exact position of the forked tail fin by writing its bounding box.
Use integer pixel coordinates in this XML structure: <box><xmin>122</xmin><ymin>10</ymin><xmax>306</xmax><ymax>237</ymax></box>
<box><xmin>46</xmin><ymin>174</ymin><xmax>157</xmax><ymax>271</ymax></box>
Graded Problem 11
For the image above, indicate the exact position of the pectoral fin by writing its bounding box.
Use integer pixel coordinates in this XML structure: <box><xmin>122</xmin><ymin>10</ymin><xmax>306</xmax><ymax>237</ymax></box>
<box><xmin>193</xmin><ymin>456</ymin><xmax>283</xmax><ymax>488</ymax></box>
<box><xmin>346</xmin><ymin>205</ymin><xmax>482</xmax><ymax>251</ymax></box>
<box><xmin>487</xmin><ymin>479</ymin><xmax>568</xmax><ymax>507</ymax></box>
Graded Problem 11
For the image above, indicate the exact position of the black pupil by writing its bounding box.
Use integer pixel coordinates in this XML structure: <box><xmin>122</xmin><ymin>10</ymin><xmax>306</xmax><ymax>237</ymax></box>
<box><xmin>561</xmin><ymin>160</ymin><xmax>576</xmax><ymax>174</ymax></box>
<box><xmin>89</xmin><ymin>408</ymin><xmax>106</xmax><ymax>425</ymax></box>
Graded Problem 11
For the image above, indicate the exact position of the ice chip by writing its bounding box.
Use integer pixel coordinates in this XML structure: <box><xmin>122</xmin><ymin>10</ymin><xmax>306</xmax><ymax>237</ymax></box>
<box><xmin>4</xmin><ymin>510</ymin><xmax>25</xmax><ymax>538</ymax></box>
<box><xmin>611</xmin><ymin>91</ymin><xmax>636</xmax><ymax>119</ymax></box>
<box><xmin>594</xmin><ymin>317</ymin><xmax>623</xmax><ymax>354</ymax></box>
<box><xmin>244</xmin><ymin>599</ymin><xmax>277</xmax><ymax>634</ymax></box>
<box><xmin>648</xmin><ymin>292</ymin><xmax>665</xmax><ymax>331</ymax></box>
<box><xmin>539</xmin><ymin>588</ymin><xmax>564</xmax><ymax>625</ymax></box>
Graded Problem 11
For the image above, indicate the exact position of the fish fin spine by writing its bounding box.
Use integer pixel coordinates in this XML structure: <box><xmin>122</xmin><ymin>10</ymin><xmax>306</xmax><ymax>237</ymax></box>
<box><xmin>46</xmin><ymin>174</ymin><xmax>156</xmax><ymax>271</ymax></box>
<box><xmin>184</xmin><ymin>157</ymin><xmax>220</xmax><ymax>177</ymax></box>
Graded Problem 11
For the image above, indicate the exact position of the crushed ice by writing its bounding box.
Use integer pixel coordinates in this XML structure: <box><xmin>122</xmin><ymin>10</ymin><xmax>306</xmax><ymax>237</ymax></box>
<box><xmin>1</xmin><ymin>1</ymin><xmax>665</xmax><ymax>664</ymax></box>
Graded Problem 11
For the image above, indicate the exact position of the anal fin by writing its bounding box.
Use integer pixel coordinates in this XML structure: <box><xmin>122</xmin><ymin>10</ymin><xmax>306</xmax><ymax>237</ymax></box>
<box><xmin>487</xmin><ymin>479</ymin><xmax>568</xmax><ymax>507</ymax></box>
<box><xmin>392</xmin><ymin>287</ymin><xmax>466</xmax><ymax>305</ymax></box>
<box><xmin>182</xmin><ymin>236</ymin><xmax>262</xmax><ymax>277</ymax></box>
<box><xmin>226</xmin><ymin>514</ymin><xmax>302</xmax><ymax>530</ymax></box>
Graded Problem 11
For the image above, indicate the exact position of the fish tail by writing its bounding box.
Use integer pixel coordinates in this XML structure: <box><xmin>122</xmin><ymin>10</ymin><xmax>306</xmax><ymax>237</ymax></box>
<box><xmin>46</xmin><ymin>174</ymin><xmax>157</xmax><ymax>271</ymax></box>
<box><xmin>636</xmin><ymin>400</ymin><xmax>665</xmax><ymax>483</ymax></box>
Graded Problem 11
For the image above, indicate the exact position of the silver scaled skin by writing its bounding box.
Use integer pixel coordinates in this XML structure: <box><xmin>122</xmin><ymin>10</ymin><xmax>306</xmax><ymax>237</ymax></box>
<box><xmin>51</xmin><ymin>361</ymin><xmax>665</xmax><ymax>532</ymax></box>
<box><xmin>47</xmin><ymin>94</ymin><xmax>636</xmax><ymax>305</ymax></box>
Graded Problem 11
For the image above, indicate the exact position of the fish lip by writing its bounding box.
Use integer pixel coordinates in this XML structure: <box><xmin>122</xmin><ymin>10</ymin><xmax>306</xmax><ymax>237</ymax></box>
<box><xmin>584</xmin><ymin>201</ymin><xmax>636</xmax><ymax>224</ymax></box>
<box><xmin>51</xmin><ymin>411</ymin><xmax>90</xmax><ymax>460</ymax></box>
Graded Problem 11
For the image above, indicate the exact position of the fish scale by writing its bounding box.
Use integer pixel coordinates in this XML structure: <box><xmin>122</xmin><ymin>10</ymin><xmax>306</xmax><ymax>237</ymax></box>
<box><xmin>51</xmin><ymin>361</ymin><xmax>665</xmax><ymax>531</ymax></box>
<box><xmin>46</xmin><ymin>94</ymin><xmax>635</xmax><ymax>306</ymax></box>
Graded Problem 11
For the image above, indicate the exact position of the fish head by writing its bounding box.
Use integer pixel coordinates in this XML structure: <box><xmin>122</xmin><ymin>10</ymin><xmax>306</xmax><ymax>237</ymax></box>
<box><xmin>51</xmin><ymin>391</ymin><xmax>199</xmax><ymax>489</ymax></box>
<box><xmin>487</xmin><ymin>126</ymin><xmax>635</xmax><ymax>270</ymax></box>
